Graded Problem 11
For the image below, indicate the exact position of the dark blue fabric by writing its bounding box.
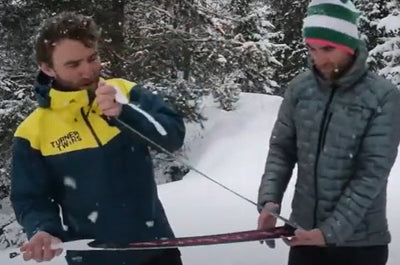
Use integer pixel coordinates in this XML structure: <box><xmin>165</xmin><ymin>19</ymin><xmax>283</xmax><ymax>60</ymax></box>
<box><xmin>11</xmin><ymin>73</ymin><xmax>185</xmax><ymax>248</ymax></box>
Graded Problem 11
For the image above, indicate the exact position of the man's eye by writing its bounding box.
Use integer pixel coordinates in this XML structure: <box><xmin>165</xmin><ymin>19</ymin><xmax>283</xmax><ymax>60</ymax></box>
<box><xmin>323</xmin><ymin>47</ymin><xmax>335</xmax><ymax>52</ymax></box>
<box><xmin>68</xmin><ymin>63</ymin><xmax>79</xmax><ymax>68</ymax></box>
<box><xmin>88</xmin><ymin>54</ymin><xmax>99</xmax><ymax>62</ymax></box>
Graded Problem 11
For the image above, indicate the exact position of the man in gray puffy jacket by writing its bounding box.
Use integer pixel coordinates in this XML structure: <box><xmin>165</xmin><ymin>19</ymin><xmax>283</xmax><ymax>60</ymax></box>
<box><xmin>257</xmin><ymin>0</ymin><xmax>400</xmax><ymax>264</ymax></box>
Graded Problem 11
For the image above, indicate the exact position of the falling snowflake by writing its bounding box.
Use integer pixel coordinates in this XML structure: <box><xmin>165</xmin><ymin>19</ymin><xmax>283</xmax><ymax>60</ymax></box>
<box><xmin>145</xmin><ymin>220</ymin><xmax>155</xmax><ymax>228</ymax></box>
<box><xmin>64</xmin><ymin>176</ymin><xmax>77</xmax><ymax>189</ymax></box>
<box><xmin>88</xmin><ymin>211</ymin><xmax>98</xmax><ymax>223</ymax></box>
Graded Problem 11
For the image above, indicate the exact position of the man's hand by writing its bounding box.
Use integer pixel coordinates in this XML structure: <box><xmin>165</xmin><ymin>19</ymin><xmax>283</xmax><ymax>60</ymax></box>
<box><xmin>20</xmin><ymin>231</ymin><xmax>62</xmax><ymax>262</ymax></box>
<box><xmin>283</xmin><ymin>228</ymin><xmax>326</xmax><ymax>247</ymax></box>
<box><xmin>257</xmin><ymin>202</ymin><xmax>279</xmax><ymax>230</ymax></box>
<box><xmin>95</xmin><ymin>81</ymin><xmax>123</xmax><ymax>117</ymax></box>
<box><xmin>258</xmin><ymin>202</ymin><xmax>279</xmax><ymax>248</ymax></box>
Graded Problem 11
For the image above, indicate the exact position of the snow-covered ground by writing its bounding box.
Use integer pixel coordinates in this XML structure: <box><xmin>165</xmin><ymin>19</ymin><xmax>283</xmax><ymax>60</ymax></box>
<box><xmin>0</xmin><ymin>93</ymin><xmax>398</xmax><ymax>264</ymax></box>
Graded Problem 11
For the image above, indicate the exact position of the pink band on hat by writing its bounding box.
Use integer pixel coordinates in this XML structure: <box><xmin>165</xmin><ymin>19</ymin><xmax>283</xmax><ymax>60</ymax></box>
<box><xmin>306</xmin><ymin>38</ymin><xmax>355</xmax><ymax>55</ymax></box>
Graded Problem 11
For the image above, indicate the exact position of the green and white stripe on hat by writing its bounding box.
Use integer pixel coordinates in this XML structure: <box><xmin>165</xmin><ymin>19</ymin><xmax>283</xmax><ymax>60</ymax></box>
<box><xmin>302</xmin><ymin>0</ymin><xmax>360</xmax><ymax>53</ymax></box>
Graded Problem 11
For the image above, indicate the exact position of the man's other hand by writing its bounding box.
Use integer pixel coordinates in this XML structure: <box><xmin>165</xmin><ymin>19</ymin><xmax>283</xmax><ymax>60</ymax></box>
<box><xmin>20</xmin><ymin>231</ymin><xmax>62</xmax><ymax>262</ymax></box>
<box><xmin>284</xmin><ymin>228</ymin><xmax>326</xmax><ymax>247</ymax></box>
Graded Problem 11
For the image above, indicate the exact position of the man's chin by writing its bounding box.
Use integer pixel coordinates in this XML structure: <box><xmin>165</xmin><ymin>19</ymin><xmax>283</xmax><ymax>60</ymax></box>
<box><xmin>318</xmin><ymin>71</ymin><xmax>331</xmax><ymax>80</ymax></box>
<box><xmin>79</xmin><ymin>81</ymin><xmax>99</xmax><ymax>91</ymax></box>
<box><xmin>80</xmin><ymin>84</ymin><xmax>95</xmax><ymax>90</ymax></box>
<box><xmin>318</xmin><ymin>66</ymin><xmax>347</xmax><ymax>81</ymax></box>
<box><xmin>81</xmin><ymin>77</ymin><xmax>99</xmax><ymax>91</ymax></box>
<box><xmin>318</xmin><ymin>69</ymin><xmax>336</xmax><ymax>80</ymax></box>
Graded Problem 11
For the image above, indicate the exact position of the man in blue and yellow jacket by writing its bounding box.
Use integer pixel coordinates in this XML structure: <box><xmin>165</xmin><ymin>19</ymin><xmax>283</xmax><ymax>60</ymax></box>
<box><xmin>11</xmin><ymin>12</ymin><xmax>185</xmax><ymax>265</ymax></box>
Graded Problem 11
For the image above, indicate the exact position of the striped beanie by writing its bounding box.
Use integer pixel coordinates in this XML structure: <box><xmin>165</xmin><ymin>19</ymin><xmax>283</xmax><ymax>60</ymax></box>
<box><xmin>302</xmin><ymin>0</ymin><xmax>360</xmax><ymax>55</ymax></box>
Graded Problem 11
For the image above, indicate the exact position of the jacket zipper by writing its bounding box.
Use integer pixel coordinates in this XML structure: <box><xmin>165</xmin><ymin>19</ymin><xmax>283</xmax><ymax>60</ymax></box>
<box><xmin>80</xmin><ymin>108</ymin><xmax>102</xmax><ymax>147</ymax></box>
<box><xmin>320</xmin><ymin>112</ymin><xmax>333</xmax><ymax>151</ymax></box>
<box><xmin>313</xmin><ymin>85</ymin><xmax>336</xmax><ymax>227</ymax></box>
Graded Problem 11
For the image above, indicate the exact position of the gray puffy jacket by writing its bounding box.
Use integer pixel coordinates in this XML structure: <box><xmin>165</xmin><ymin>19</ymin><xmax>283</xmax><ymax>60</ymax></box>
<box><xmin>258</xmin><ymin>42</ymin><xmax>400</xmax><ymax>246</ymax></box>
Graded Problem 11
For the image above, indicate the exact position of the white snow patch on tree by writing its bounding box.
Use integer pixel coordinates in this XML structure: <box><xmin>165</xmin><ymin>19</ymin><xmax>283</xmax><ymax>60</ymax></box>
<box><xmin>216</xmin><ymin>55</ymin><xmax>227</xmax><ymax>64</ymax></box>
<box><xmin>378</xmin><ymin>12</ymin><xmax>400</xmax><ymax>33</ymax></box>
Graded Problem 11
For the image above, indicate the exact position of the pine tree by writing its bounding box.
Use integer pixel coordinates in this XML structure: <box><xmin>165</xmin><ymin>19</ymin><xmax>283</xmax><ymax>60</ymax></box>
<box><xmin>267</xmin><ymin>0</ymin><xmax>308</xmax><ymax>90</ymax></box>
<box><xmin>368</xmin><ymin>1</ymin><xmax>400</xmax><ymax>87</ymax></box>
<box><xmin>123</xmin><ymin>0</ymin><xmax>281</xmax><ymax>112</ymax></box>
<box><xmin>354</xmin><ymin>0</ymin><xmax>391</xmax><ymax>50</ymax></box>
<box><xmin>230</xmin><ymin>0</ymin><xmax>251</xmax><ymax>16</ymax></box>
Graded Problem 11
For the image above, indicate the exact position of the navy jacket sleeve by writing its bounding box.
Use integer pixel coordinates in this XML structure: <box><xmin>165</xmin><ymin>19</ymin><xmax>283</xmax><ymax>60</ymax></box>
<box><xmin>117</xmin><ymin>85</ymin><xmax>185</xmax><ymax>152</ymax></box>
<box><xmin>11</xmin><ymin>138</ymin><xmax>65</xmax><ymax>240</ymax></box>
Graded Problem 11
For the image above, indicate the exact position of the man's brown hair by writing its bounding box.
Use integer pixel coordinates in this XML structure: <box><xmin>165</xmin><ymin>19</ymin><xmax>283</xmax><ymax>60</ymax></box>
<box><xmin>35</xmin><ymin>12</ymin><xmax>101</xmax><ymax>66</ymax></box>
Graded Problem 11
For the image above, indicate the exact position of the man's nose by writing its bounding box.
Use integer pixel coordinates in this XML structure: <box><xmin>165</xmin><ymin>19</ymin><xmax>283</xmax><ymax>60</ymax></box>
<box><xmin>79</xmin><ymin>62</ymin><xmax>93</xmax><ymax>78</ymax></box>
<box><xmin>313</xmin><ymin>53</ymin><xmax>329</xmax><ymax>66</ymax></box>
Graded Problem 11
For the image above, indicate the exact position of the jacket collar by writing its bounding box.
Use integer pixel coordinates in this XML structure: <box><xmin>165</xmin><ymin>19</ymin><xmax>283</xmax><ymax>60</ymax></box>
<box><xmin>34</xmin><ymin>71</ymin><xmax>53</xmax><ymax>108</ymax></box>
<box><xmin>34</xmin><ymin>71</ymin><xmax>93</xmax><ymax>110</ymax></box>
<box><xmin>47</xmin><ymin>88</ymin><xmax>91</xmax><ymax>110</ymax></box>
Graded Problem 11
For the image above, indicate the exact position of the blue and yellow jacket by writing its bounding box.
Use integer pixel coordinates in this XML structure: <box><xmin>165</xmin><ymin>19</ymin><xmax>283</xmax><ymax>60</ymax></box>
<box><xmin>11</xmin><ymin>72</ymin><xmax>185</xmax><ymax>244</ymax></box>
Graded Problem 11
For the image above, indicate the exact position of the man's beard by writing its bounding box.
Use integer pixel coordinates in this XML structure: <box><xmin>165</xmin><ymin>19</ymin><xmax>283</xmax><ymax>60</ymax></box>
<box><xmin>321</xmin><ymin>67</ymin><xmax>342</xmax><ymax>80</ymax></box>
<box><xmin>52</xmin><ymin>75</ymin><xmax>100</xmax><ymax>92</ymax></box>
<box><xmin>315</xmin><ymin>59</ymin><xmax>354</xmax><ymax>81</ymax></box>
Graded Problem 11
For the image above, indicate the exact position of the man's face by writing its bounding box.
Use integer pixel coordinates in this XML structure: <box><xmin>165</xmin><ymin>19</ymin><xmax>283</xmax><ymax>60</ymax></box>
<box><xmin>307</xmin><ymin>43</ymin><xmax>354</xmax><ymax>81</ymax></box>
<box><xmin>40</xmin><ymin>38</ymin><xmax>101</xmax><ymax>90</ymax></box>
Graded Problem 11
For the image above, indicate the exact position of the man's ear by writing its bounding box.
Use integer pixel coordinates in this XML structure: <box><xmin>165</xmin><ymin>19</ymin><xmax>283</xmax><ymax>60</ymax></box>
<box><xmin>39</xmin><ymin>63</ymin><xmax>56</xmax><ymax>78</ymax></box>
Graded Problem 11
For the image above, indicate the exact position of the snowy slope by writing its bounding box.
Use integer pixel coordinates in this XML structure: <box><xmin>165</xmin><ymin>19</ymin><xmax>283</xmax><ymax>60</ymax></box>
<box><xmin>158</xmin><ymin>94</ymin><xmax>294</xmax><ymax>265</ymax></box>
<box><xmin>0</xmin><ymin>93</ymin><xmax>398</xmax><ymax>264</ymax></box>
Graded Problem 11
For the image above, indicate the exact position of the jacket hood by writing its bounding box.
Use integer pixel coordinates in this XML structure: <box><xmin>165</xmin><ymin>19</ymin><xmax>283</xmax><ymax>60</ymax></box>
<box><xmin>34</xmin><ymin>71</ymin><xmax>53</xmax><ymax>108</ymax></box>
